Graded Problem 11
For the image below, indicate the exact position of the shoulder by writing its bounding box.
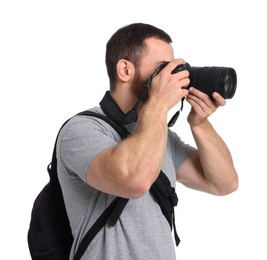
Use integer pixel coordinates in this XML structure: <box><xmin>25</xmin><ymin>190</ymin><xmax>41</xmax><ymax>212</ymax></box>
<box><xmin>60</xmin><ymin>107</ymin><xmax>121</xmax><ymax>140</ymax></box>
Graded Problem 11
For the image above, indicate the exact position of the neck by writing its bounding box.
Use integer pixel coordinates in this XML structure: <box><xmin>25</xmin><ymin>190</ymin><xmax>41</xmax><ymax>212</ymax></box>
<box><xmin>110</xmin><ymin>88</ymin><xmax>138</xmax><ymax>114</ymax></box>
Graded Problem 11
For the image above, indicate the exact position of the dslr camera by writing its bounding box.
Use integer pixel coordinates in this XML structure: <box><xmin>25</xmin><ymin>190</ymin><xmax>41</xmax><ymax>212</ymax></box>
<box><xmin>158</xmin><ymin>62</ymin><xmax>237</xmax><ymax>99</ymax></box>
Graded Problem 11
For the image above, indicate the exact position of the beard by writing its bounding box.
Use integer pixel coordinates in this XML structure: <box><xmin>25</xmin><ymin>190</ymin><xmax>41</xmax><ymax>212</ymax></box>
<box><xmin>130</xmin><ymin>70</ymin><xmax>148</xmax><ymax>102</ymax></box>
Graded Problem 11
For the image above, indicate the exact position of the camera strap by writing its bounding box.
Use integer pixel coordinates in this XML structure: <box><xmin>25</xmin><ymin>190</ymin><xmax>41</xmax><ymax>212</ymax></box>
<box><xmin>122</xmin><ymin>66</ymin><xmax>159</xmax><ymax>125</ymax></box>
<box><xmin>167</xmin><ymin>97</ymin><xmax>185</xmax><ymax>127</ymax></box>
<box><xmin>119</xmin><ymin>63</ymin><xmax>185</xmax><ymax>127</ymax></box>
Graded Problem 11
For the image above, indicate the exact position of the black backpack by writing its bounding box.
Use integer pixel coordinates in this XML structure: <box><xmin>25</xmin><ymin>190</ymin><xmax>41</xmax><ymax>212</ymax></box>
<box><xmin>27</xmin><ymin>110</ymin><xmax>179</xmax><ymax>260</ymax></box>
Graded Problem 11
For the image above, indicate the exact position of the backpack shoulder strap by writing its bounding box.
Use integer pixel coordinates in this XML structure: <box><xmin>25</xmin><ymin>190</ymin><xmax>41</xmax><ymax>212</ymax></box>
<box><xmin>47</xmin><ymin>110</ymin><xmax>129</xmax><ymax>260</ymax></box>
<box><xmin>49</xmin><ymin>110</ymin><xmax>128</xmax><ymax>181</ymax></box>
<box><xmin>71</xmin><ymin>110</ymin><xmax>129</xmax><ymax>260</ymax></box>
<box><xmin>75</xmin><ymin>110</ymin><xmax>130</xmax><ymax>226</ymax></box>
<box><xmin>73</xmin><ymin>197</ymin><xmax>123</xmax><ymax>260</ymax></box>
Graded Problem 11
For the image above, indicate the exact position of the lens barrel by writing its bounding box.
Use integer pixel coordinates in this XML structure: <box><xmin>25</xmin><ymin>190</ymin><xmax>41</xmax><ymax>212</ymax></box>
<box><xmin>171</xmin><ymin>63</ymin><xmax>237</xmax><ymax>99</ymax></box>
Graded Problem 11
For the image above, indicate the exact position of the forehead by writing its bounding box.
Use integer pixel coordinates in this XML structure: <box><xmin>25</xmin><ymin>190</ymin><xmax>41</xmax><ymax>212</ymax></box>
<box><xmin>141</xmin><ymin>37</ymin><xmax>174</xmax><ymax>71</ymax></box>
<box><xmin>144</xmin><ymin>37</ymin><xmax>174</xmax><ymax>62</ymax></box>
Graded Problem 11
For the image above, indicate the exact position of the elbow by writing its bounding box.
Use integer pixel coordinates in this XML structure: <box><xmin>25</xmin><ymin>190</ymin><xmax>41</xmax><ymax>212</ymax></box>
<box><xmin>127</xmin><ymin>177</ymin><xmax>153</xmax><ymax>199</ymax></box>
<box><xmin>231</xmin><ymin>175</ymin><xmax>239</xmax><ymax>193</ymax></box>
<box><xmin>125</xmin><ymin>167</ymin><xmax>157</xmax><ymax>199</ymax></box>
<box><xmin>216</xmin><ymin>175</ymin><xmax>239</xmax><ymax>196</ymax></box>
<box><xmin>121</xmin><ymin>162</ymin><xmax>159</xmax><ymax>199</ymax></box>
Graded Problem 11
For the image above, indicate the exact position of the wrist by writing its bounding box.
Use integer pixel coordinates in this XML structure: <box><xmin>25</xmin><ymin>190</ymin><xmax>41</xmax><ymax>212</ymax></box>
<box><xmin>190</xmin><ymin>119</ymin><xmax>212</xmax><ymax>135</ymax></box>
<box><xmin>137</xmin><ymin>101</ymin><xmax>168</xmax><ymax>131</ymax></box>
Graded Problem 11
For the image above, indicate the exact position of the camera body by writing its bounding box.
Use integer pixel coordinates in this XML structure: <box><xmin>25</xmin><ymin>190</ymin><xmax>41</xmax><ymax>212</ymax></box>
<box><xmin>158</xmin><ymin>62</ymin><xmax>237</xmax><ymax>99</ymax></box>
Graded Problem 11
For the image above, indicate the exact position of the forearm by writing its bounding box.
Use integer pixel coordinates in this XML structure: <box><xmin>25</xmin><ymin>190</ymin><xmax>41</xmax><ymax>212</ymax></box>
<box><xmin>112</xmin><ymin>100</ymin><xmax>168</xmax><ymax>184</ymax></box>
<box><xmin>88</xmin><ymin>99</ymin><xmax>169</xmax><ymax>198</ymax></box>
<box><xmin>190</xmin><ymin>119</ymin><xmax>238</xmax><ymax>195</ymax></box>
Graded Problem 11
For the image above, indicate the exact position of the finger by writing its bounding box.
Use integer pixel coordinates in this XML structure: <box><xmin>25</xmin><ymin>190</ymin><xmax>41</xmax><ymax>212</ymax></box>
<box><xmin>162</xmin><ymin>59</ymin><xmax>186</xmax><ymax>75</ymax></box>
<box><xmin>188</xmin><ymin>87</ymin><xmax>216</xmax><ymax>110</ymax></box>
<box><xmin>186</xmin><ymin>95</ymin><xmax>207</xmax><ymax>117</ymax></box>
<box><xmin>178</xmin><ymin>77</ymin><xmax>190</xmax><ymax>89</ymax></box>
<box><xmin>212</xmin><ymin>92</ymin><xmax>226</xmax><ymax>106</ymax></box>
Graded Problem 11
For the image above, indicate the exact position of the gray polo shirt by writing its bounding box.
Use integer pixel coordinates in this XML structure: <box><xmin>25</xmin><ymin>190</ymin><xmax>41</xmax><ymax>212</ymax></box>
<box><xmin>57</xmin><ymin>107</ymin><xmax>196</xmax><ymax>260</ymax></box>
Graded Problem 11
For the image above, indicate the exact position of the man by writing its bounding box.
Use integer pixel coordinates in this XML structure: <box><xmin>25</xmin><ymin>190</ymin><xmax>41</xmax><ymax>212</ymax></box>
<box><xmin>57</xmin><ymin>23</ymin><xmax>238</xmax><ymax>260</ymax></box>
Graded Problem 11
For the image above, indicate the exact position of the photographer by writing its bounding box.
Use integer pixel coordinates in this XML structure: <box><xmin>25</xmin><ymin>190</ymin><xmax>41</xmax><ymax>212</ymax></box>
<box><xmin>57</xmin><ymin>22</ymin><xmax>238</xmax><ymax>260</ymax></box>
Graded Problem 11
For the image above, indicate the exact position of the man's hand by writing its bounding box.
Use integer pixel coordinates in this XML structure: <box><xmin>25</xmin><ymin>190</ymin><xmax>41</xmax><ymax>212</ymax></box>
<box><xmin>186</xmin><ymin>87</ymin><xmax>226</xmax><ymax>127</ymax></box>
<box><xmin>149</xmin><ymin>59</ymin><xmax>190</xmax><ymax>112</ymax></box>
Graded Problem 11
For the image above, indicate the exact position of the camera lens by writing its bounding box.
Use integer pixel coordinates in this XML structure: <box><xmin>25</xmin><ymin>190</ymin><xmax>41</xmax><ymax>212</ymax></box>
<box><xmin>188</xmin><ymin>66</ymin><xmax>237</xmax><ymax>99</ymax></box>
<box><xmin>160</xmin><ymin>62</ymin><xmax>237</xmax><ymax>99</ymax></box>
<box><xmin>220</xmin><ymin>68</ymin><xmax>237</xmax><ymax>99</ymax></box>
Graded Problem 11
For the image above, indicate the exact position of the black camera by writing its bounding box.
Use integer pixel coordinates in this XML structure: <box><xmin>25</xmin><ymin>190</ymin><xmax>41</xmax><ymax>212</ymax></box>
<box><xmin>158</xmin><ymin>62</ymin><xmax>237</xmax><ymax>99</ymax></box>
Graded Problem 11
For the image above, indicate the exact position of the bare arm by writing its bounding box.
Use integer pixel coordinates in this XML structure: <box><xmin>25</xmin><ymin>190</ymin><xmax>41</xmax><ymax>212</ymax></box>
<box><xmin>87</xmin><ymin>100</ymin><xmax>168</xmax><ymax>199</ymax></box>
<box><xmin>87</xmin><ymin>59</ymin><xmax>190</xmax><ymax>199</ymax></box>
<box><xmin>177</xmin><ymin>88</ymin><xmax>238</xmax><ymax>195</ymax></box>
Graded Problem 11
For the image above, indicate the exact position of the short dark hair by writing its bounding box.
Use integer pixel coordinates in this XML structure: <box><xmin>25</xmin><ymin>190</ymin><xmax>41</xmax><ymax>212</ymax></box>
<box><xmin>105</xmin><ymin>23</ymin><xmax>172</xmax><ymax>89</ymax></box>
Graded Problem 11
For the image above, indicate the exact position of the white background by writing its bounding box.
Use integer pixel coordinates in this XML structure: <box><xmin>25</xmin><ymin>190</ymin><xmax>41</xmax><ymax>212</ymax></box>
<box><xmin>1</xmin><ymin>0</ymin><xmax>266</xmax><ymax>259</ymax></box>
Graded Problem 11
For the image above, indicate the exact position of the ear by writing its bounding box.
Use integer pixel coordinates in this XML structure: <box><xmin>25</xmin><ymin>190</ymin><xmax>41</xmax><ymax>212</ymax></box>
<box><xmin>116</xmin><ymin>59</ymin><xmax>135</xmax><ymax>82</ymax></box>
